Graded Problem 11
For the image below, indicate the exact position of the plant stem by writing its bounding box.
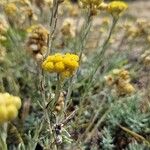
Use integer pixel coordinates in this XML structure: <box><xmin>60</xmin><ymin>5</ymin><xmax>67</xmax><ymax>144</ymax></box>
<box><xmin>87</xmin><ymin>18</ymin><xmax>118</xmax><ymax>88</ymax></box>
<box><xmin>47</xmin><ymin>0</ymin><xmax>59</xmax><ymax>56</ymax></box>
<box><xmin>65</xmin><ymin>11</ymin><xmax>92</xmax><ymax>110</ymax></box>
<box><xmin>118</xmin><ymin>124</ymin><xmax>150</xmax><ymax>147</ymax></box>
<box><xmin>40</xmin><ymin>70</ymin><xmax>57</xmax><ymax>149</ymax></box>
<box><xmin>78</xmin><ymin>11</ymin><xmax>92</xmax><ymax>64</ymax></box>
<box><xmin>54</xmin><ymin>74</ymin><xmax>61</xmax><ymax>106</ymax></box>
<box><xmin>76</xmin><ymin>18</ymin><xmax>118</xmax><ymax>126</ymax></box>
<box><xmin>79</xmin><ymin>18</ymin><xmax>118</xmax><ymax>108</ymax></box>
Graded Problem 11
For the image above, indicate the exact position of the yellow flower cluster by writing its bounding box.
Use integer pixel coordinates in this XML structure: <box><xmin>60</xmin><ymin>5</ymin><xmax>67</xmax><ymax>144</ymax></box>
<box><xmin>79</xmin><ymin>0</ymin><xmax>103</xmax><ymax>15</ymax></box>
<box><xmin>107</xmin><ymin>1</ymin><xmax>128</xmax><ymax>18</ymax></box>
<box><xmin>105</xmin><ymin>69</ymin><xmax>135</xmax><ymax>95</ymax></box>
<box><xmin>0</xmin><ymin>93</ymin><xmax>21</xmax><ymax>124</ymax></box>
<box><xmin>141</xmin><ymin>50</ymin><xmax>150</xmax><ymax>66</ymax></box>
<box><xmin>42</xmin><ymin>53</ymin><xmax>79</xmax><ymax>79</ymax></box>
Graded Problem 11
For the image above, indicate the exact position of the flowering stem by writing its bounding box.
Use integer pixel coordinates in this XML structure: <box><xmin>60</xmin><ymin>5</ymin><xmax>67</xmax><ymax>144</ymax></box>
<box><xmin>78</xmin><ymin>10</ymin><xmax>92</xmax><ymax>63</ymax></box>
<box><xmin>78</xmin><ymin>17</ymin><xmax>118</xmax><ymax>116</ymax></box>
<box><xmin>89</xmin><ymin>18</ymin><xmax>118</xmax><ymax>81</ymax></box>
<box><xmin>65</xmin><ymin>11</ymin><xmax>92</xmax><ymax>110</ymax></box>
<box><xmin>86</xmin><ymin>18</ymin><xmax>117</xmax><ymax>94</ymax></box>
<box><xmin>40</xmin><ymin>70</ymin><xmax>57</xmax><ymax>149</ymax></box>
<box><xmin>64</xmin><ymin>77</ymin><xmax>74</xmax><ymax>109</ymax></box>
<box><xmin>54</xmin><ymin>74</ymin><xmax>62</xmax><ymax>106</ymax></box>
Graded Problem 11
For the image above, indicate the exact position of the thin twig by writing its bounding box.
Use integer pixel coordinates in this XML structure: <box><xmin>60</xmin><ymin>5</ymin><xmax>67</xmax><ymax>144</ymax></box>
<box><xmin>118</xmin><ymin>124</ymin><xmax>150</xmax><ymax>147</ymax></box>
<box><xmin>47</xmin><ymin>0</ymin><xmax>59</xmax><ymax>56</ymax></box>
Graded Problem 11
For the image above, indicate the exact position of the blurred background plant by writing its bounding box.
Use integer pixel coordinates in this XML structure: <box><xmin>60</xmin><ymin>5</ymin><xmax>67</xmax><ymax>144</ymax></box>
<box><xmin>0</xmin><ymin>0</ymin><xmax>150</xmax><ymax>149</ymax></box>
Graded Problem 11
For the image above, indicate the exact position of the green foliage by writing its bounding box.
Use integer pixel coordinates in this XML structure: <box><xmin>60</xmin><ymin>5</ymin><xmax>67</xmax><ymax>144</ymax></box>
<box><xmin>100</xmin><ymin>127</ymin><xmax>115</xmax><ymax>150</ymax></box>
<box><xmin>127</xmin><ymin>141</ymin><xmax>148</xmax><ymax>150</ymax></box>
<box><xmin>107</xmin><ymin>95</ymin><xmax>150</xmax><ymax>134</ymax></box>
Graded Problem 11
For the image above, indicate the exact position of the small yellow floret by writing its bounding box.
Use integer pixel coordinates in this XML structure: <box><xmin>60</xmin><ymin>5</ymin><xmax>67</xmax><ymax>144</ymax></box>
<box><xmin>5</xmin><ymin>97</ymin><xmax>14</xmax><ymax>107</ymax></box>
<box><xmin>66</xmin><ymin>53</ymin><xmax>79</xmax><ymax>61</ymax></box>
<box><xmin>13</xmin><ymin>97</ymin><xmax>22</xmax><ymax>109</ymax></box>
<box><xmin>53</xmin><ymin>53</ymin><xmax>63</xmax><ymax>63</ymax></box>
<box><xmin>60</xmin><ymin>70</ymin><xmax>72</xmax><ymax>79</ymax></box>
<box><xmin>6</xmin><ymin>105</ymin><xmax>18</xmax><ymax>121</ymax></box>
<box><xmin>43</xmin><ymin>61</ymin><xmax>54</xmax><ymax>72</ymax></box>
<box><xmin>47</xmin><ymin>55</ymin><xmax>55</xmax><ymax>62</ymax></box>
<box><xmin>0</xmin><ymin>105</ymin><xmax>7</xmax><ymax>123</ymax></box>
<box><xmin>54</xmin><ymin>62</ymin><xmax>65</xmax><ymax>73</ymax></box>
<box><xmin>0</xmin><ymin>93</ymin><xmax>21</xmax><ymax>124</ymax></box>
<box><xmin>108</xmin><ymin>1</ymin><xmax>128</xmax><ymax>17</ymax></box>
<box><xmin>68</xmin><ymin>60</ymin><xmax>79</xmax><ymax>70</ymax></box>
<box><xmin>119</xmin><ymin>69</ymin><xmax>130</xmax><ymax>80</ymax></box>
<box><xmin>123</xmin><ymin>83</ymin><xmax>135</xmax><ymax>94</ymax></box>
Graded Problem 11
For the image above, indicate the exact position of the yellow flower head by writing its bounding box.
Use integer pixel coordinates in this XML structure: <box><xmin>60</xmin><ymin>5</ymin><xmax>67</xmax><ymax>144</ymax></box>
<box><xmin>118</xmin><ymin>69</ymin><xmax>130</xmax><ymax>80</ymax></box>
<box><xmin>61</xmin><ymin>70</ymin><xmax>72</xmax><ymax>79</ymax></box>
<box><xmin>42</xmin><ymin>61</ymin><xmax>54</xmax><ymax>72</ymax></box>
<box><xmin>79</xmin><ymin>0</ymin><xmax>103</xmax><ymax>15</ymax></box>
<box><xmin>6</xmin><ymin>105</ymin><xmax>18</xmax><ymax>121</ymax></box>
<box><xmin>54</xmin><ymin>61</ymin><xmax>65</xmax><ymax>73</ymax></box>
<box><xmin>107</xmin><ymin>1</ymin><xmax>128</xmax><ymax>17</ymax></box>
<box><xmin>123</xmin><ymin>83</ymin><xmax>135</xmax><ymax>94</ymax></box>
<box><xmin>4</xmin><ymin>3</ymin><xmax>17</xmax><ymax>16</ymax></box>
<box><xmin>0</xmin><ymin>93</ymin><xmax>21</xmax><ymax>124</ymax></box>
<box><xmin>105</xmin><ymin>68</ymin><xmax>135</xmax><ymax>96</ymax></box>
<box><xmin>0</xmin><ymin>105</ymin><xmax>7</xmax><ymax>123</ymax></box>
<box><xmin>42</xmin><ymin>53</ymin><xmax>79</xmax><ymax>79</ymax></box>
<box><xmin>79</xmin><ymin>0</ymin><xmax>103</xmax><ymax>7</ymax></box>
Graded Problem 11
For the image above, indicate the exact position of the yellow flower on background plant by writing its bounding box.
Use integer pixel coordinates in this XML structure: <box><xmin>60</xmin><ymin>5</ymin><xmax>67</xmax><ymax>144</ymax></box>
<box><xmin>26</xmin><ymin>24</ymin><xmax>49</xmax><ymax>62</ymax></box>
<box><xmin>0</xmin><ymin>93</ymin><xmax>21</xmax><ymax>124</ymax></box>
<box><xmin>42</xmin><ymin>53</ymin><xmax>79</xmax><ymax>79</ymax></box>
<box><xmin>105</xmin><ymin>68</ymin><xmax>135</xmax><ymax>95</ymax></box>
<box><xmin>4</xmin><ymin>3</ymin><xmax>17</xmax><ymax>16</ymax></box>
<box><xmin>107</xmin><ymin>1</ymin><xmax>128</xmax><ymax>18</ymax></box>
<box><xmin>79</xmin><ymin>0</ymin><xmax>103</xmax><ymax>15</ymax></box>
